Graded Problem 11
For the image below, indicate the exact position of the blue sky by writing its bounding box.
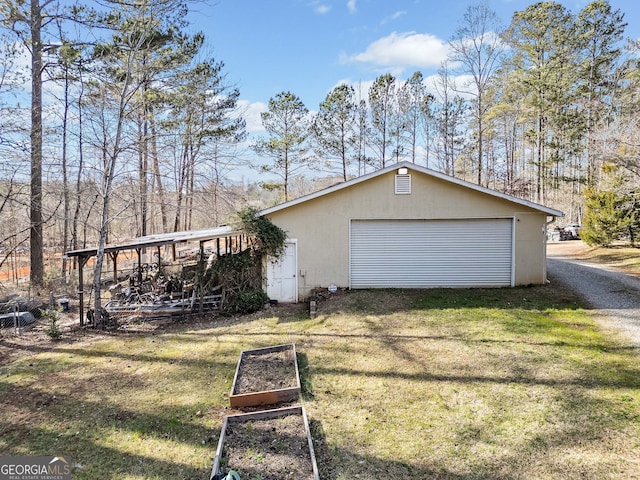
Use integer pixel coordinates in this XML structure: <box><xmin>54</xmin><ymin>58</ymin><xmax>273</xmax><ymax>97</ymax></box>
<box><xmin>189</xmin><ymin>0</ymin><xmax>640</xmax><ymax>136</ymax></box>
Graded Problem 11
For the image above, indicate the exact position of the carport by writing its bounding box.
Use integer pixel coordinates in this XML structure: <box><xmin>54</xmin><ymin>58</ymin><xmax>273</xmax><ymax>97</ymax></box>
<box><xmin>65</xmin><ymin>226</ymin><xmax>247</xmax><ymax>325</ymax></box>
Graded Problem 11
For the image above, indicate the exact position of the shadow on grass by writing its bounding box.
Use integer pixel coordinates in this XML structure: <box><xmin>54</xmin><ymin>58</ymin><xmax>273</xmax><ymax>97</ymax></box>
<box><xmin>409</xmin><ymin>284</ymin><xmax>583</xmax><ymax>311</ymax></box>
<box><xmin>0</xmin><ymin>339</ymin><xmax>239</xmax><ymax>373</ymax></box>
<box><xmin>0</xmin><ymin>380</ymin><xmax>220</xmax><ymax>479</ymax></box>
<box><xmin>309</xmin><ymin>418</ymin><xmax>520</xmax><ymax>480</ymax></box>
<box><xmin>307</xmin><ymin>362</ymin><xmax>640</xmax><ymax>390</ymax></box>
<box><xmin>180</xmin><ymin>329</ymin><xmax>638</xmax><ymax>355</ymax></box>
<box><xmin>297</xmin><ymin>351</ymin><xmax>314</xmax><ymax>400</ymax></box>
<box><xmin>8</xmin><ymin>425</ymin><xmax>212</xmax><ymax>480</ymax></box>
<box><xmin>288</xmin><ymin>286</ymin><xmax>587</xmax><ymax>328</ymax></box>
<box><xmin>308</xmin><ymin>379</ymin><xmax>640</xmax><ymax>479</ymax></box>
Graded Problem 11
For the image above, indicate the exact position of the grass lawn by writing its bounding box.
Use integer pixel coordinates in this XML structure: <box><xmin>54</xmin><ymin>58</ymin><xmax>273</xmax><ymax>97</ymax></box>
<box><xmin>1</xmin><ymin>284</ymin><xmax>639</xmax><ymax>479</ymax></box>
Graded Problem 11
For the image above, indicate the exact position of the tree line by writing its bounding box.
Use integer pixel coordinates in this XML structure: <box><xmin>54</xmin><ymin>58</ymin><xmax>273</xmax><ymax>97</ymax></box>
<box><xmin>0</xmin><ymin>0</ymin><xmax>247</xmax><ymax>297</ymax></box>
<box><xmin>253</xmin><ymin>1</ymin><xmax>639</xmax><ymax>243</ymax></box>
<box><xmin>0</xmin><ymin>0</ymin><xmax>638</xmax><ymax>298</ymax></box>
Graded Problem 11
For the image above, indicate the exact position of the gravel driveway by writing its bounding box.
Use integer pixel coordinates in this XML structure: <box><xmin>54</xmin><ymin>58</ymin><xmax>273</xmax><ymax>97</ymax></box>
<box><xmin>547</xmin><ymin>243</ymin><xmax>640</xmax><ymax>348</ymax></box>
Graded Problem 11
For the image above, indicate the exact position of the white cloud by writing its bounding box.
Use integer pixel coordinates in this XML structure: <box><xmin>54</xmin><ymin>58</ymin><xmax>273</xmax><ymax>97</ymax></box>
<box><xmin>346</xmin><ymin>0</ymin><xmax>357</xmax><ymax>13</ymax></box>
<box><xmin>381</xmin><ymin>10</ymin><xmax>406</xmax><ymax>24</ymax></box>
<box><xmin>424</xmin><ymin>73</ymin><xmax>477</xmax><ymax>101</ymax></box>
<box><xmin>316</xmin><ymin>4</ymin><xmax>331</xmax><ymax>14</ymax></box>
<box><xmin>237</xmin><ymin>99</ymin><xmax>267</xmax><ymax>133</ymax></box>
<box><xmin>308</xmin><ymin>1</ymin><xmax>331</xmax><ymax>14</ymax></box>
<box><xmin>342</xmin><ymin>32</ymin><xmax>449</xmax><ymax>72</ymax></box>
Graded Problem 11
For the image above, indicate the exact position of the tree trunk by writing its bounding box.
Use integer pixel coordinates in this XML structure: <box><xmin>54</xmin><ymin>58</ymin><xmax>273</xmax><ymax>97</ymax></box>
<box><xmin>137</xmin><ymin>109</ymin><xmax>148</xmax><ymax>236</ymax></box>
<box><xmin>61</xmin><ymin>61</ymin><xmax>70</xmax><ymax>283</ymax></box>
<box><xmin>92</xmin><ymin>43</ymin><xmax>138</xmax><ymax>329</ymax></box>
<box><xmin>477</xmin><ymin>99</ymin><xmax>483</xmax><ymax>186</ymax></box>
<box><xmin>29</xmin><ymin>0</ymin><xmax>44</xmax><ymax>287</ymax></box>
<box><xmin>149</xmin><ymin>113</ymin><xmax>167</xmax><ymax>231</ymax></box>
<box><xmin>173</xmin><ymin>143</ymin><xmax>188</xmax><ymax>232</ymax></box>
<box><xmin>71</xmin><ymin>75</ymin><xmax>85</xmax><ymax>255</ymax></box>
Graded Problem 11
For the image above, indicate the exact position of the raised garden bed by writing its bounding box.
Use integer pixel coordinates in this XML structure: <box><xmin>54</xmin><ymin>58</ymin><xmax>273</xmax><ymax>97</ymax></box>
<box><xmin>229</xmin><ymin>343</ymin><xmax>301</xmax><ymax>408</ymax></box>
<box><xmin>210</xmin><ymin>406</ymin><xmax>319</xmax><ymax>480</ymax></box>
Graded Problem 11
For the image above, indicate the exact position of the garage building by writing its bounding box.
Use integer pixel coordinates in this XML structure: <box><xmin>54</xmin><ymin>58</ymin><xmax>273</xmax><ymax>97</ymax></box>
<box><xmin>261</xmin><ymin>161</ymin><xmax>563</xmax><ymax>302</ymax></box>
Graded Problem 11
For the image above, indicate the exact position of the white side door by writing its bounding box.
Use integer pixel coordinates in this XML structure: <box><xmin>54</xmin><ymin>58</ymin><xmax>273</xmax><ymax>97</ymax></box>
<box><xmin>266</xmin><ymin>241</ymin><xmax>298</xmax><ymax>303</ymax></box>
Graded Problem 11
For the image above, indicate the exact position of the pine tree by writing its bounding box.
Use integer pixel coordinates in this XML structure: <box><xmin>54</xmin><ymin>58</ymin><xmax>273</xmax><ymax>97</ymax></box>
<box><xmin>0</xmin><ymin>0</ymin><xmax>59</xmax><ymax>287</ymax></box>
<box><xmin>253</xmin><ymin>91</ymin><xmax>310</xmax><ymax>201</ymax></box>
<box><xmin>397</xmin><ymin>71</ymin><xmax>428</xmax><ymax>164</ymax></box>
<box><xmin>582</xmin><ymin>188</ymin><xmax>626</xmax><ymax>246</ymax></box>
<box><xmin>581</xmin><ymin>165</ymin><xmax>638</xmax><ymax>246</ymax></box>
<box><xmin>369</xmin><ymin>74</ymin><xmax>396</xmax><ymax>168</ymax></box>
<box><xmin>311</xmin><ymin>84</ymin><xmax>357</xmax><ymax>181</ymax></box>
<box><xmin>575</xmin><ymin>1</ymin><xmax>626</xmax><ymax>186</ymax></box>
<box><xmin>88</xmin><ymin>0</ymin><xmax>198</xmax><ymax>327</ymax></box>
<box><xmin>502</xmin><ymin>2</ymin><xmax>580</xmax><ymax>204</ymax></box>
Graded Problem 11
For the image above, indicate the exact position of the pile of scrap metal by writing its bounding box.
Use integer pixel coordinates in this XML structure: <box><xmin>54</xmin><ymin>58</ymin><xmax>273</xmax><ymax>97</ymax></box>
<box><xmin>104</xmin><ymin>263</ymin><xmax>222</xmax><ymax>318</ymax></box>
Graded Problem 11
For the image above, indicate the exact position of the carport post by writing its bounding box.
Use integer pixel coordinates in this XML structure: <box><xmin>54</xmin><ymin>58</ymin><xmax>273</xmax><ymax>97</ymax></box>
<box><xmin>77</xmin><ymin>254</ymin><xmax>90</xmax><ymax>327</ymax></box>
<box><xmin>136</xmin><ymin>248</ymin><xmax>142</xmax><ymax>284</ymax></box>
<box><xmin>109</xmin><ymin>251</ymin><xmax>119</xmax><ymax>283</ymax></box>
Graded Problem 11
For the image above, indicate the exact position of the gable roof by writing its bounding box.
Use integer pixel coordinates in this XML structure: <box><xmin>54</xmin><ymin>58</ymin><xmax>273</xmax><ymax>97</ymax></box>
<box><xmin>260</xmin><ymin>161</ymin><xmax>564</xmax><ymax>217</ymax></box>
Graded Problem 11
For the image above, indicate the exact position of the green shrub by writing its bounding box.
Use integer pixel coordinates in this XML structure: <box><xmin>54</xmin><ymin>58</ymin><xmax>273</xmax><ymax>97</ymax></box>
<box><xmin>582</xmin><ymin>165</ymin><xmax>640</xmax><ymax>247</ymax></box>
<box><xmin>41</xmin><ymin>308</ymin><xmax>62</xmax><ymax>340</ymax></box>
<box><xmin>232</xmin><ymin>288</ymin><xmax>270</xmax><ymax>314</ymax></box>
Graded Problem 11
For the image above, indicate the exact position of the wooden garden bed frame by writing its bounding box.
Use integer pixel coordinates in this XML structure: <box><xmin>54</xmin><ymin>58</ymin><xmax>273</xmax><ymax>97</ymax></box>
<box><xmin>210</xmin><ymin>405</ymin><xmax>320</xmax><ymax>480</ymax></box>
<box><xmin>229</xmin><ymin>343</ymin><xmax>301</xmax><ymax>408</ymax></box>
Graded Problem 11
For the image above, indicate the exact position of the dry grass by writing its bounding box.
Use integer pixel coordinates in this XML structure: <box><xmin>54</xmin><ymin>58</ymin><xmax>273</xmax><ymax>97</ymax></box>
<box><xmin>548</xmin><ymin>240</ymin><xmax>640</xmax><ymax>276</ymax></box>
<box><xmin>1</xmin><ymin>284</ymin><xmax>639</xmax><ymax>479</ymax></box>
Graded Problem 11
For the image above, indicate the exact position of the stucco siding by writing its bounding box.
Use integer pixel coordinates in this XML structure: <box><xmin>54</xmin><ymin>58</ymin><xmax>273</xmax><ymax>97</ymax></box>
<box><xmin>513</xmin><ymin>212</ymin><xmax>549</xmax><ymax>285</ymax></box>
<box><xmin>265</xmin><ymin>170</ymin><xmax>552</xmax><ymax>299</ymax></box>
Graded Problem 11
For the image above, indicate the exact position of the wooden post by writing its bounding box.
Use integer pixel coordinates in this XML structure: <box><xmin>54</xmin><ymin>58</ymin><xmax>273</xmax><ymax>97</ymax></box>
<box><xmin>136</xmin><ymin>248</ymin><xmax>142</xmax><ymax>284</ymax></box>
<box><xmin>78</xmin><ymin>254</ymin><xmax>90</xmax><ymax>327</ymax></box>
<box><xmin>109</xmin><ymin>251</ymin><xmax>119</xmax><ymax>283</ymax></box>
<box><xmin>198</xmin><ymin>241</ymin><xmax>205</xmax><ymax>313</ymax></box>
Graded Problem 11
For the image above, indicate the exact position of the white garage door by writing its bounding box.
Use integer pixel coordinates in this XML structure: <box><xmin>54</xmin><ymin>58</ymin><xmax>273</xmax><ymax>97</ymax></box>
<box><xmin>350</xmin><ymin>219</ymin><xmax>513</xmax><ymax>288</ymax></box>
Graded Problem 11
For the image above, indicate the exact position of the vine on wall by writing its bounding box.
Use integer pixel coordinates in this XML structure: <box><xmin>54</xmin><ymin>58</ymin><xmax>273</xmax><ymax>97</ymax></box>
<box><xmin>202</xmin><ymin>207</ymin><xmax>287</xmax><ymax>313</ymax></box>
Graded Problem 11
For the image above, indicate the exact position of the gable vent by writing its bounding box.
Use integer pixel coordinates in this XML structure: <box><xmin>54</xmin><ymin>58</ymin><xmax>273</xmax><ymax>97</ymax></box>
<box><xmin>395</xmin><ymin>174</ymin><xmax>411</xmax><ymax>194</ymax></box>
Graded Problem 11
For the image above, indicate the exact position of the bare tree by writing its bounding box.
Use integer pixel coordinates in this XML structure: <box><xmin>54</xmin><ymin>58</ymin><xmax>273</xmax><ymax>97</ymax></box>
<box><xmin>449</xmin><ymin>1</ymin><xmax>505</xmax><ymax>186</ymax></box>
<box><xmin>433</xmin><ymin>61</ymin><xmax>467</xmax><ymax>176</ymax></box>
<box><xmin>89</xmin><ymin>0</ymin><xmax>183</xmax><ymax>327</ymax></box>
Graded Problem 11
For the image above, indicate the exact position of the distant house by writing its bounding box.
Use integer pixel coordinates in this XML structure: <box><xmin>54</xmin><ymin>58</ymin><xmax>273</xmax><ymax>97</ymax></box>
<box><xmin>260</xmin><ymin>161</ymin><xmax>563</xmax><ymax>302</ymax></box>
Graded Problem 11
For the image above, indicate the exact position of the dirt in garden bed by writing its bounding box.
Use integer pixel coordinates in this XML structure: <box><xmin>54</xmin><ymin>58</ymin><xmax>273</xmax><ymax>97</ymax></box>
<box><xmin>221</xmin><ymin>413</ymin><xmax>315</xmax><ymax>480</ymax></box>
<box><xmin>233</xmin><ymin>349</ymin><xmax>297</xmax><ymax>395</ymax></box>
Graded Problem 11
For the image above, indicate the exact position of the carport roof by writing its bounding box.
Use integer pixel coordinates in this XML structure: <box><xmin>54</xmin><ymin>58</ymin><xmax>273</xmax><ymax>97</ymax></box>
<box><xmin>260</xmin><ymin>161</ymin><xmax>565</xmax><ymax>218</ymax></box>
<box><xmin>65</xmin><ymin>225</ymin><xmax>242</xmax><ymax>259</ymax></box>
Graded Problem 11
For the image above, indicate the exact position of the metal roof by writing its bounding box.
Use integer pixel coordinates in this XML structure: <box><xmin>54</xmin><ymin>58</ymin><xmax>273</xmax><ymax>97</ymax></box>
<box><xmin>65</xmin><ymin>226</ymin><xmax>243</xmax><ymax>258</ymax></box>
